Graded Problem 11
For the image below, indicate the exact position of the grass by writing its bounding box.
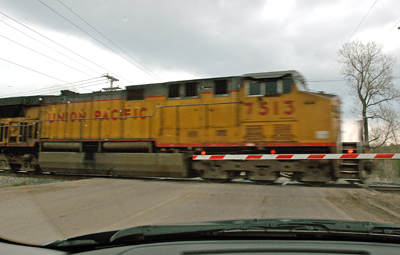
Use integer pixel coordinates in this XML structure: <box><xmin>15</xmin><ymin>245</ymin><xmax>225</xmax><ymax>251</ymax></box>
<box><xmin>365</xmin><ymin>145</ymin><xmax>400</xmax><ymax>183</ymax></box>
<box><xmin>11</xmin><ymin>182</ymin><xmax>27</xmax><ymax>187</ymax></box>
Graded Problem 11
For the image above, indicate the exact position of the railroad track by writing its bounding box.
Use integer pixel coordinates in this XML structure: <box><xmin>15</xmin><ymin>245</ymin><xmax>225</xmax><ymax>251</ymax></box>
<box><xmin>368</xmin><ymin>184</ymin><xmax>400</xmax><ymax>193</ymax></box>
<box><xmin>0</xmin><ymin>171</ymin><xmax>86</xmax><ymax>181</ymax></box>
<box><xmin>2</xmin><ymin>170</ymin><xmax>400</xmax><ymax>191</ymax></box>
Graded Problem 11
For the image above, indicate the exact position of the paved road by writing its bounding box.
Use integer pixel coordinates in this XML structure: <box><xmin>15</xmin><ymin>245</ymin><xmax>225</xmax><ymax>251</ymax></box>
<box><xmin>0</xmin><ymin>178</ymin><xmax>352</xmax><ymax>245</ymax></box>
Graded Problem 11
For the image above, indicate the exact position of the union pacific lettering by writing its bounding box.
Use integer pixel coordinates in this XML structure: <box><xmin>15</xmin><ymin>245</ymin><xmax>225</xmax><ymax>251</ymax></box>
<box><xmin>47</xmin><ymin>108</ymin><xmax>148</xmax><ymax>123</ymax></box>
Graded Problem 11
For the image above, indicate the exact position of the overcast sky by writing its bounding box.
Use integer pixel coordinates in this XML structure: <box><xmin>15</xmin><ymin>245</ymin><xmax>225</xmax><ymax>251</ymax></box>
<box><xmin>0</xmin><ymin>0</ymin><xmax>399</xmax><ymax>141</ymax></box>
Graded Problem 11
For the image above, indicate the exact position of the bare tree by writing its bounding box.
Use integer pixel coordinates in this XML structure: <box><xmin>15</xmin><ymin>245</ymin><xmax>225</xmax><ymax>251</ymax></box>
<box><xmin>369</xmin><ymin>105</ymin><xmax>400</xmax><ymax>147</ymax></box>
<box><xmin>337</xmin><ymin>39</ymin><xmax>399</xmax><ymax>149</ymax></box>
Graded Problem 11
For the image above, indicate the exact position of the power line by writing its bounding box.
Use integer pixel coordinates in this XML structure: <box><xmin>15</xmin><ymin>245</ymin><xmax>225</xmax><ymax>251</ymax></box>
<box><xmin>0</xmin><ymin>57</ymin><xmax>68</xmax><ymax>83</ymax></box>
<box><xmin>1</xmin><ymin>77</ymin><xmax>107</xmax><ymax>97</ymax></box>
<box><xmin>307</xmin><ymin>77</ymin><xmax>400</xmax><ymax>83</ymax></box>
<box><xmin>5</xmin><ymin>0</ymin><xmax>101</xmax><ymax>75</ymax></box>
<box><xmin>0</xmin><ymin>19</ymin><xmax>100</xmax><ymax>75</ymax></box>
<box><xmin>0</xmin><ymin>34</ymin><xmax>93</xmax><ymax>77</ymax></box>
<box><xmin>25</xmin><ymin>80</ymin><xmax>109</xmax><ymax>95</ymax></box>
<box><xmin>310</xmin><ymin>76</ymin><xmax>400</xmax><ymax>94</ymax></box>
<box><xmin>27</xmin><ymin>78</ymin><xmax>106</xmax><ymax>95</ymax></box>
<box><xmin>345</xmin><ymin>0</ymin><xmax>378</xmax><ymax>42</ymax></box>
<box><xmin>307</xmin><ymin>79</ymin><xmax>345</xmax><ymax>83</ymax></box>
<box><xmin>93</xmin><ymin>0</ymin><xmax>172</xmax><ymax>70</ymax></box>
<box><xmin>74</xmin><ymin>80</ymin><xmax>110</xmax><ymax>92</ymax></box>
<box><xmin>313</xmin><ymin>0</ymin><xmax>378</xmax><ymax>90</ymax></box>
<box><xmin>56</xmin><ymin>0</ymin><xmax>164</xmax><ymax>81</ymax></box>
<box><xmin>20</xmin><ymin>78</ymin><xmax>107</xmax><ymax>95</ymax></box>
<box><xmin>16</xmin><ymin>79</ymin><xmax>116</xmax><ymax>96</ymax></box>
<box><xmin>3</xmin><ymin>77</ymin><xmax>101</xmax><ymax>95</ymax></box>
<box><xmin>36</xmin><ymin>0</ymin><xmax>163</xmax><ymax>82</ymax></box>
<box><xmin>0</xmin><ymin>11</ymin><xmax>135</xmax><ymax>84</ymax></box>
<box><xmin>378</xmin><ymin>18</ymin><xmax>400</xmax><ymax>43</ymax></box>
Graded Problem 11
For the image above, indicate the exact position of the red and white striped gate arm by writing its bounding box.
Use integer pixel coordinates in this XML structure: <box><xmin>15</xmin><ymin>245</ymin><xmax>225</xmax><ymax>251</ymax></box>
<box><xmin>192</xmin><ymin>154</ymin><xmax>400</xmax><ymax>160</ymax></box>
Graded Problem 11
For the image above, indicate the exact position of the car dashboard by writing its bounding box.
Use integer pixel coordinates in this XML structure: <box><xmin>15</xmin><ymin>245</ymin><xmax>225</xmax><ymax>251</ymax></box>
<box><xmin>4</xmin><ymin>239</ymin><xmax>400</xmax><ymax>255</ymax></box>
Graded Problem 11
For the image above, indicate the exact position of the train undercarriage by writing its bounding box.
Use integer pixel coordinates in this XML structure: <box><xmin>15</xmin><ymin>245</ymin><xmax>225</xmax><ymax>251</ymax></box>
<box><xmin>0</xmin><ymin>141</ymin><xmax>366</xmax><ymax>185</ymax></box>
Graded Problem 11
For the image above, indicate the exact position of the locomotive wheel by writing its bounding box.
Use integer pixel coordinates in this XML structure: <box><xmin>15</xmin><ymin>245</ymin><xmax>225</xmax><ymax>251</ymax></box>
<box><xmin>0</xmin><ymin>161</ymin><xmax>11</xmax><ymax>172</ymax></box>
<box><xmin>303</xmin><ymin>181</ymin><xmax>326</xmax><ymax>187</ymax></box>
<box><xmin>198</xmin><ymin>162</ymin><xmax>231</xmax><ymax>181</ymax></box>
<box><xmin>203</xmin><ymin>178</ymin><xmax>231</xmax><ymax>183</ymax></box>
<box><xmin>347</xmin><ymin>161</ymin><xmax>366</xmax><ymax>184</ymax></box>
<box><xmin>357</xmin><ymin>161</ymin><xmax>367</xmax><ymax>184</ymax></box>
<box><xmin>296</xmin><ymin>161</ymin><xmax>332</xmax><ymax>184</ymax></box>
<box><xmin>202</xmin><ymin>168</ymin><xmax>231</xmax><ymax>181</ymax></box>
<box><xmin>255</xmin><ymin>180</ymin><xmax>275</xmax><ymax>185</ymax></box>
<box><xmin>10</xmin><ymin>164</ymin><xmax>22</xmax><ymax>173</ymax></box>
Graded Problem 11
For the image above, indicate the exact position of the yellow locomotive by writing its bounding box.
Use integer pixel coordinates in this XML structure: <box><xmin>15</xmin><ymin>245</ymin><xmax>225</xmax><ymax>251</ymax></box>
<box><xmin>0</xmin><ymin>70</ymin><xmax>361</xmax><ymax>183</ymax></box>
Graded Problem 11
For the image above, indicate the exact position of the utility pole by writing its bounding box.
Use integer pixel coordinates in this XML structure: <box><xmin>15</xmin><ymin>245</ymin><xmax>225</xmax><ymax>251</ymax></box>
<box><xmin>102</xmin><ymin>74</ymin><xmax>120</xmax><ymax>91</ymax></box>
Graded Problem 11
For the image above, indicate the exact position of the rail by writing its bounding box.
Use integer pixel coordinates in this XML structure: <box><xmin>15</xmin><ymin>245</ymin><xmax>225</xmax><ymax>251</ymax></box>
<box><xmin>368</xmin><ymin>184</ymin><xmax>400</xmax><ymax>193</ymax></box>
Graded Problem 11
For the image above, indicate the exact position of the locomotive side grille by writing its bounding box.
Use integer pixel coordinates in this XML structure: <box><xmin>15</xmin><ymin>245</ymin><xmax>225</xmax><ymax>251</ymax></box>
<box><xmin>273</xmin><ymin>124</ymin><xmax>292</xmax><ymax>140</ymax></box>
<box><xmin>188</xmin><ymin>131</ymin><xmax>198</xmax><ymax>137</ymax></box>
<box><xmin>245</xmin><ymin>125</ymin><xmax>263</xmax><ymax>141</ymax></box>
<box><xmin>216</xmin><ymin>130</ymin><xmax>227</xmax><ymax>136</ymax></box>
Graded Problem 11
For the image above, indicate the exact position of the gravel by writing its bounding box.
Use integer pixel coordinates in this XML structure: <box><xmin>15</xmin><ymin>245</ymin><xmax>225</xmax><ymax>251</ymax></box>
<box><xmin>319</xmin><ymin>187</ymin><xmax>400</xmax><ymax>226</ymax></box>
<box><xmin>368</xmin><ymin>182</ymin><xmax>400</xmax><ymax>186</ymax></box>
<box><xmin>0</xmin><ymin>175</ymin><xmax>78</xmax><ymax>188</ymax></box>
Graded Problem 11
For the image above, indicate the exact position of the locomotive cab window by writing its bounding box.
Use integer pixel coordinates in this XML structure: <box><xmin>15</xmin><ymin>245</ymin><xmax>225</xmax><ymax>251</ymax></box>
<box><xmin>248</xmin><ymin>82</ymin><xmax>264</xmax><ymax>96</ymax></box>
<box><xmin>127</xmin><ymin>88</ymin><xmax>144</xmax><ymax>101</ymax></box>
<box><xmin>214</xmin><ymin>79</ymin><xmax>228</xmax><ymax>95</ymax></box>
<box><xmin>184</xmin><ymin>82</ymin><xmax>198</xmax><ymax>97</ymax></box>
<box><xmin>265</xmin><ymin>79</ymin><xmax>292</xmax><ymax>96</ymax></box>
<box><xmin>265</xmin><ymin>80</ymin><xmax>279</xmax><ymax>95</ymax></box>
<box><xmin>168</xmin><ymin>83</ymin><xmax>181</xmax><ymax>98</ymax></box>
<box><xmin>282</xmin><ymin>78</ymin><xmax>292</xmax><ymax>94</ymax></box>
<box><xmin>248</xmin><ymin>78</ymin><xmax>292</xmax><ymax>97</ymax></box>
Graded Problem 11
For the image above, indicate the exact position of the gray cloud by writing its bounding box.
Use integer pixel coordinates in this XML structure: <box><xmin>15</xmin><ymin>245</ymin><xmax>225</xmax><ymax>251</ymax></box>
<box><xmin>0</xmin><ymin>0</ymin><xmax>399</xmax><ymax>120</ymax></box>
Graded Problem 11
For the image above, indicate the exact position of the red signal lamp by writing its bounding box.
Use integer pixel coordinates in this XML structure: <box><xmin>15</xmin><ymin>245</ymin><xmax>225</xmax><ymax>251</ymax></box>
<box><xmin>271</xmin><ymin>150</ymin><xmax>276</xmax><ymax>154</ymax></box>
<box><xmin>201</xmin><ymin>151</ymin><xmax>206</xmax><ymax>155</ymax></box>
<box><xmin>347</xmin><ymin>149</ymin><xmax>354</xmax><ymax>154</ymax></box>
